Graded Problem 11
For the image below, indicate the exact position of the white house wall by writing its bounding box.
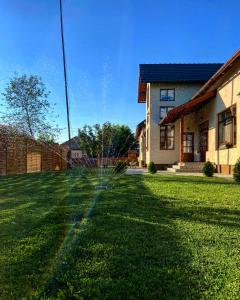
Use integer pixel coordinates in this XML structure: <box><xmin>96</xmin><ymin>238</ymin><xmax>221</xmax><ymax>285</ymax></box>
<box><xmin>146</xmin><ymin>82</ymin><xmax>203</xmax><ymax>166</ymax></box>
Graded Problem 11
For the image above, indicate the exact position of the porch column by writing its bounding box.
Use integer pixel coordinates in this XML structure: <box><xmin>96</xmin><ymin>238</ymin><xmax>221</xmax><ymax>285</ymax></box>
<box><xmin>180</xmin><ymin>116</ymin><xmax>184</xmax><ymax>162</ymax></box>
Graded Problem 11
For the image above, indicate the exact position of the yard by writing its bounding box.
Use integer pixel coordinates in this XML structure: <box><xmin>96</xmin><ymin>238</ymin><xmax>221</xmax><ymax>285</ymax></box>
<box><xmin>0</xmin><ymin>170</ymin><xmax>240</xmax><ymax>299</ymax></box>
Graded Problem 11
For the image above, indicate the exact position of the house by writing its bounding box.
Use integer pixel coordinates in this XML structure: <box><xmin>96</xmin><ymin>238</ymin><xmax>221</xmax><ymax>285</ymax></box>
<box><xmin>61</xmin><ymin>136</ymin><xmax>83</xmax><ymax>159</ymax></box>
<box><xmin>160</xmin><ymin>49</ymin><xmax>240</xmax><ymax>174</ymax></box>
<box><xmin>136</xmin><ymin>120</ymin><xmax>146</xmax><ymax>167</ymax></box>
<box><xmin>137</xmin><ymin>62</ymin><xmax>222</xmax><ymax>169</ymax></box>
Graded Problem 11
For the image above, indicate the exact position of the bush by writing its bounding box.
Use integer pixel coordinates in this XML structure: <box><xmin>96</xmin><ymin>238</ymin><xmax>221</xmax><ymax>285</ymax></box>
<box><xmin>233</xmin><ymin>158</ymin><xmax>240</xmax><ymax>183</ymax></box>
<box><xmin>148</xmin><ymin>161</ymin><xmax>157</xmax><ymax>174</ymax></box>
<box><xmin>202</xmin><ymin>161</ymin><xmax>214</xmax><ymax>177</ymax></box>
<box><xmin>114</xmin><ymin>161</ymin><xmax>128</xmax><ymax>174</ymax></box>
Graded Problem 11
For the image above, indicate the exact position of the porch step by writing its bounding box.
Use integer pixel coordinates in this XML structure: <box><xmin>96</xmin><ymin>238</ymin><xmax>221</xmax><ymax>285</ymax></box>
<box><xmin>167</xmin><ymin>162</ymin><xmax>205</xmax><ymax>173</ymax></box>
<box><xmin>167</xmin><ymin>168</ymin><xmax>178</xmax><ymax>172</ymax></box>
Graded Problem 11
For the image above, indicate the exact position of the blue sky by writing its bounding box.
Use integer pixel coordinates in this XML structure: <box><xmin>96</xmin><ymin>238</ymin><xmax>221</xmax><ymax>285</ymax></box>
<box><xmin>0</xmin><ymin>0</ymin><xmax>239</xmax><ymax>142</ymax></box>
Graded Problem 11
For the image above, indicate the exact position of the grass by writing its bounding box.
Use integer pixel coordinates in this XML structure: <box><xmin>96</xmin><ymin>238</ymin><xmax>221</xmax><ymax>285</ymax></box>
<box><xmin>0</xmin><ymin>170</ymin><xmax>240</xmax><ymax>299</ymax></box>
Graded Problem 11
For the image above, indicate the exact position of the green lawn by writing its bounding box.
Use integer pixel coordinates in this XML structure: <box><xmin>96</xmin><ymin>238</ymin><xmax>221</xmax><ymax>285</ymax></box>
<box><xmin>0</xmin><ymin>170</ymin><xmax>240</xmax><ymax>299</ymax></box>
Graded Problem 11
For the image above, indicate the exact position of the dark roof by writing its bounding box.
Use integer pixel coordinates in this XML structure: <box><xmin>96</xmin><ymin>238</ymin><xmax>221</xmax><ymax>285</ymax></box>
<box><xmin>61</xmin><ymin>136</ymin><xmax>80</xmax><ymax>150</ymax></box>
<box><xmin>136</xmin><ymin>119</ymin><xmax>146</xmax><ymax>138</ymax></box>
<box><xmin>161</xmin><ymin>49</ymin><xmax>240</xmax><ymax>124</ymax></box>
<box><xmin>136</xmin><ymin>119</ymin><xmax>146</xmax><ymax>128</ymax></box>
<box><xmin>139</xmin><ymin>63</ymin><xmax>223</xmax><ymax>83</ymax></box>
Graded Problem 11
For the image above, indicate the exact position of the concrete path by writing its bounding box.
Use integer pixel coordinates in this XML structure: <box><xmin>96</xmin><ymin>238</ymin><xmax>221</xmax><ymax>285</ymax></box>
<box><xmin>126</xmin><ymin>168</ymin><xmax>148</xmax><ymax>175</ymax></box>
<box><xmin>126</xmin><ymin>168</ymin><xmax>233</xmax><ymax>180</ymax></box>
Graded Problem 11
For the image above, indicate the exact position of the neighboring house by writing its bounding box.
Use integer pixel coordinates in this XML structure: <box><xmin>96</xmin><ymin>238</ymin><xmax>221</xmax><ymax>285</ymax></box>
<box><xmin>136</xmin><ymin>120</ymin><xmax>146</xmax><ymax>167</ymax></box>
<box><xmin>61</xmin><ymin>136</ymin><xmax>83</xmax><ymax>159</ymax></box>
<box><xmin>137</xmin><ymin>62</ymin><xmax>222</xmax><ymax>169</ymax></box>
<box><xmin>160</xmin><ymin>49</ymin><xmax>240</xmax><ymax>174</ymax></box>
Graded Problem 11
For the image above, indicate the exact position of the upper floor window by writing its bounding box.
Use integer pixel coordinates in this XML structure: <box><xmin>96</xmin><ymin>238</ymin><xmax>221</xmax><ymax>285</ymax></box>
<box><xmin>160</xmin><ymin>106</ymin><xmax>174</xmax><ymax>120</ymax></box>
<box><xmin>160</xmin><ymin>89</ymin><xmax>175</xmax><ymax>101</ymax></box>
<box><xmin>218</xmin><ymin>105</ymin><xmax>236</xmax><ymax>148</ymax></box>
<box><xmin>160</xmin><ymin>125</ymin><xmax>175</xmax><ymax>150</ymax></box>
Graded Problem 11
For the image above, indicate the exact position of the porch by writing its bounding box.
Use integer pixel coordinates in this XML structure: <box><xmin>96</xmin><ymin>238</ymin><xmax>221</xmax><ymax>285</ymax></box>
<box><xmin>167</xmin><ymin>162</ymin><xmax>205</xmax><ymax>173</ymax></box>
<box><xmin>178</xmin><ymin>115</ymin><xmax>209</xmax><ymax>163</ymax></box>
<box><xmin>161</xmin><ymin>90</ymin><xmax>216</xmax><ymax>164</ymax></box>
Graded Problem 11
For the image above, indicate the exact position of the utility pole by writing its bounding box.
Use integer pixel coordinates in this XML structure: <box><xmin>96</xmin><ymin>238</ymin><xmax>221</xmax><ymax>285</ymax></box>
<box><xmin>59</xmin><ymin>0</ymin><xmax>72</xmax><ymax>166</ymax></box>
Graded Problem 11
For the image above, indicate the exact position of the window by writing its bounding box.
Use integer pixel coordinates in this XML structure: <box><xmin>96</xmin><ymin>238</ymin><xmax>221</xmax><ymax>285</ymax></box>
<box><xmin>159</xmin><ymin>106</ymin><xmax>174</xmax><ymax>120</ymax></box>
<box><xmin>160</xmin><ymin>125</ymin><xmax>175</xmax><ymax>150</ymax></box>
<box><xmin>218</xmin><ymin>105</ymin><xmax>236</xmax><ymax>148</ymax></box>
<box><xmin>183</xmin><ymin>133</ymin><xmax>194</xmax><ymax>153</ymax></box>
<box><xmin>160</xmin><ymin>89</ymin><xmax>175</xmax><ymax>101</ymax></box>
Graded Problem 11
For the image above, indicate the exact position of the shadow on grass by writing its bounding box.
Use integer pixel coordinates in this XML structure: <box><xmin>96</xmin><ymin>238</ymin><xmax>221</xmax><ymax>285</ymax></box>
<box><xmin>153</xmin><ymin>174</ymin><xmax>235</xmax><ymax>185</ymax></box>
<box><xmin>43</xmin><ymin>174</ymin><xmax>215</xmax><ymax>299</ymax></box>
<box><xmin>167</xmin><ymin>205</ymin><xmax>240</xmax><ymax>229</ymax></box>
<box><xmin>2</xmin><ymin>172</ymin><xmax>239</xmax><ymax>299</ymax></box>
<box><xmin>0</xmin><ymin>170</ymin><xmax>99</xmax><ymax>299</ymax></box>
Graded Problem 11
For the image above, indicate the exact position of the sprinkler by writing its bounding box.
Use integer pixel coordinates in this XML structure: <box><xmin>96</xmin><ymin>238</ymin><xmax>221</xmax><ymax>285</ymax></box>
<box><xmin>95</xmin><ymin>185</ymin><xmax>111</xmax><ymax>190</ymax></box>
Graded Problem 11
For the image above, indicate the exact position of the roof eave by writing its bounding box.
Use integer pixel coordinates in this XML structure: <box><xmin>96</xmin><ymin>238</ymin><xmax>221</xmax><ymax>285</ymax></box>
<box><xmin>161</xmin><ymin>90</ymin><xmax>217</xmax><ymax>125</ymax></box>
<box><xmin>193</xmin><ymin>49</ymin><xmax>240</xmax><ymax>98</ymax></box>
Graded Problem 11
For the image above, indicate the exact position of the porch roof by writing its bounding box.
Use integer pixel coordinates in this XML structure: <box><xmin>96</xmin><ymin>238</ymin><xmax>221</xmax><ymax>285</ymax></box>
<box><xmin>161</xmin><ymin>90</ymin><xmax>216</xmax><ymax>125</ymax></box>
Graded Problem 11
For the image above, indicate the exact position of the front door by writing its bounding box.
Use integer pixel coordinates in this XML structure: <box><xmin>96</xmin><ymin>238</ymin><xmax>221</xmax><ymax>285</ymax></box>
<box><xmin>183</xmin><ymin>133</ymin><xmax>194</xmax><ymax>162</ymax></box>
<box><xmin>199</xmin><ymin>121</ymin><xmax>209</xmax><ymax>162</ymax></box>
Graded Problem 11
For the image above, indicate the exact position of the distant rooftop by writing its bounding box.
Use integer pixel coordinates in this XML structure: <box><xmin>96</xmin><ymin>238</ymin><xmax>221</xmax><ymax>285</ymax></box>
<box><xmin>61</xmin><ymin>136</ymin><xmax>80</xmax><ymax>150</ymax></box>
<box><xmin>136</xmin><ymin>119</ymin><xmax>146</xmax><ymax>128</ymax></box>
<box><xmin>139</xmin><ymin>63</ymin><xmax>223</xmax><ymax>83</ymax></box>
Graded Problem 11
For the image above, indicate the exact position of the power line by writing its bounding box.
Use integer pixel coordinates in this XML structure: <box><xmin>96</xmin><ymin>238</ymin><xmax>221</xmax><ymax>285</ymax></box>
<box><xmin>59</xmin><ymin>0</ymin><xmax>71</xmax><ymax>148</ymax></box>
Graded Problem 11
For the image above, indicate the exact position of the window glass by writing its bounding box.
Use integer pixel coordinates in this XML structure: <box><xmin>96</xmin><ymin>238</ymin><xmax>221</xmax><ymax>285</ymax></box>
<box><xmin>225</xmin><ymin>123</ymin><xmax>231</xmax><ymax>141</ymax></box>
<box><xmin>160</xmin><ymin>89</ymin><xmax>175</xmax><ymax>101</ymax></box>
<box><xmin>160</xmin><ymin>125</ymin><xmax>175</xmax><ymax>150</ymax></box>
<box><xmin>183</xmin><ymin>133</ymin><xmax>194</xmax><ymax>153</ymax></box>
<box><xmin>167</xmin><ymin>125</ymin><xmax>174</xmax><ymax>136</ymax></box>
<box><xmin>160</xmin><ymin>89</ymin><xmax>168</xmax><ymax>101</ymax></box>
<box><xmin>218</xmin><ymin>106</ymin><xmax>236</xmax><ymax>147</ymax></box>
<box><xmin>159</xmin><ymin>106</ymin><xmax>174</xmax><ymax>120</ymax></box>
<box><xmin>234</xmin><ymin>118</ymin><xmax>237</xmax><ymax>145</ymax></box>
<box><xmin>167</xmin><ymin>138</ymin><xmax>174</xmax><ymax>149</ymax></box>
<box><xmin>160</xmin><ymin>107</ymin><xmax>167</xmax><ymax>119</ymax></box>
<box><xmin>168</xmin><ymin>89</ymin><xmax>175</xmax><ymax>101</ymax></box>
<box><xmin>160</xmin><ymin>140</ymin><xmax>165</xmax><ymax>149</ymax></box>
<box><xmin>160</xmin><ymin>130</ymin><xmax>165</xmax><ymax>137</ymax></box>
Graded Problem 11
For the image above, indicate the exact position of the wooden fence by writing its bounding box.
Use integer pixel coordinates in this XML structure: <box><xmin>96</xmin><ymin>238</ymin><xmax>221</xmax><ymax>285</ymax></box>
<box><xmin>71</xmin><ymin>155</ymin><xmax>137</xmax><ymax>168</ymax></box>
<box><xmin>0</xmin><ymin>134</ymin><xmax>67</xmax><ymax>176</ymax></box>
<box><xmin>0</xmin><ymin>130</ymin><xmax>138</xmax><ymax>175</ymax></box>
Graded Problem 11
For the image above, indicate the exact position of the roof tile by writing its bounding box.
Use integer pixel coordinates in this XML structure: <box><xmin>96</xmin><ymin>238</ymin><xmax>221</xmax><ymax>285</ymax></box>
<box><xmin>139</xmin><ymin>63</ymin><xmax>223</xmax><ymax>83</ymax></box>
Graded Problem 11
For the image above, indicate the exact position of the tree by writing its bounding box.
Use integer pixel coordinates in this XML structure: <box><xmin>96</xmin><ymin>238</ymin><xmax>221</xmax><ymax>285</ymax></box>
<box><xmin>233</xmin><ymin>158</ymin><xmax>240</xmax><ymax>183</ymax></box>
<box><xmin>78</xmin><ymin>124</ymin><xmax>100</xmax><ymax>158</ymax></box>
<box><xmin>37</xmin><ymin>132</ymin><xmax>56</xmax><ymax>145</ymax></box>
<box><xmin>1</xmin><ymin>74</ymin><xmax>58</xmax><ymax>139</ymax></box>
<box><xmin>78</xmin><ymin>122</ymin><xmax>137</xmax><ymax>158</ymax></box>
<box><xmin>110</xmin><ymin>124</ymin><xmax>136</xmax><ymax>157</ymax></box>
